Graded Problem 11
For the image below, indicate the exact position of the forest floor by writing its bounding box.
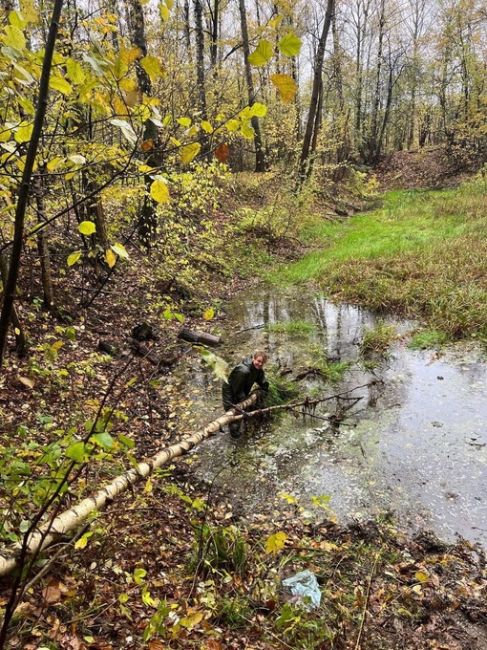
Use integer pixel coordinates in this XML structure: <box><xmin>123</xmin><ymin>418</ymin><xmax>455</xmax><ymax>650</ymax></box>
<box><xmin>1</xmin><ymin>150</ymin><xmax>486</xmax><ymax>648</ymax></box>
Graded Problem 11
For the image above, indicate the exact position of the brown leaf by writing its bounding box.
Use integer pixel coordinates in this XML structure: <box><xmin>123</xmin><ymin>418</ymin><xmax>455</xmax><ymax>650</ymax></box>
<box><xmin>214</xmin><ymin>143</ymin><xmax>229</xmax><ymax>163</ymax></box>
<box><xmin>17</xmin><ymin>376</ymin><xmax>35</xmax><ymax>390</ymax></box>
<box><xmin>43</xmin><ymin>582</ymin><xmax>62</xmax><ymax>604</ymax></box>
<box><xmin>148</xmin><ymin>641</ymin><xmax>166</xmax><ymax>650</ymax></box>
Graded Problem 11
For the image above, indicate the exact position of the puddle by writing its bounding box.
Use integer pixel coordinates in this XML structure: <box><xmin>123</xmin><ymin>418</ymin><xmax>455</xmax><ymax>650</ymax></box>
<box><xmin>178</xmin><ymin>286</ymin><xmax>487</xmax><ymax>548</ymax></box>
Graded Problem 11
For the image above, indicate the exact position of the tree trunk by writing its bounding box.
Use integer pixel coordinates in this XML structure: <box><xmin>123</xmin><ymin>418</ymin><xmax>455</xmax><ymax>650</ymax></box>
<box><xmin>296</xmin><ymin>0</ymin><xmax>335</xmax><ymax>189</ymax></box>
<box><xmin>34</xmin><ymin>176</ymin><xmax>55</xmax><ymax>312</ymax></box>
<box><xmin>0</xmin><ymin>0</ymin><xmax>64</xmax><ymax>369</ymax></box>
<box><xmin>193</xmin><ymin>0</ymin><xmax>210</xmax><ymax>156</ymax></box>
<box><xmin>127</xmin><ymin>0</ymin><xmax>163</xmax><ymax>246</ymax></box>
<box><xmin>0</xmin><ymin>254</ymin><xmax>26</xmax><ymax>355</ymax></box>
<box><xmin>238</xmin><ymin>0</ymin><xmax>266</xmax><ymax>172</ymax></box>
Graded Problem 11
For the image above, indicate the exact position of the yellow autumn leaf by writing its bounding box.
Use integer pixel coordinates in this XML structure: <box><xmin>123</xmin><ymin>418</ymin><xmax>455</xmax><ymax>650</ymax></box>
<box><xmin>105</xmin><ymin>249</ymin><xmax>117</xmax><ymax>268</ymax></box>
<box><xmin>240</xmin><ymin>122</ymin><xmax>255</xmax><ymax>140</ymax></box>
<box><xmin>180</xmin><ymin>142</ymin><xmax>201</xmax><ymax>165</ymax></box>
<box><xmin>271</xmin><ymin>73</ymin><xmax>297</xmax><ymax>103</ymax></box>
<box><xmin>248</xmin><ymin>39</ymin><xmax>273</xmax><ymax>67</ymax></box>
<box><xmin>14</xmin><ymin>122</ymin><xmax>33</xmax><ymax>144</ymax></box>
<box><xmin>111</xmin><ymin>243</ymin><xmax>129</xmax><ymax>259</ymax></box>
<box><xmin>78</xmin><ymin>221</ymin><xmax>96</xmax><ymax>236</ymax></box>
<box><xmin>144</xmin><ymin>477</ymin><xmax>153</xmax><ymax>493</ymax></box>
<box><xmin>159</xmin><ymin>3</ymin><xmax>170</xmax><ymax>21</ymax></box>
<box><xmin>50</xmin><ymin>75</ymin><xmax>73</xmax><ymax>96</ymax></box>
<box><xmin>140</xmin><ymin>55</ymin><xmax>163</xmax><ymax>81</ymax></box>
<box><xmin>203</xmin><ymin>307</ymin><xmax>215</xmax><ymax>320</ymax></box>
<box><xmin>74</xmin><ymin>531</ymin><xmax>93</xmax><ymax>549</ymax></box>
<box><xmin>225</xmin><ymin>119</ymin><xmax>240</xmax><ymax>132</ymax></box>
<box><xmin>415</xmin><ymin>570</ymin><xmax>429</xmax><ymax>583</ymax></box>
<box><xmin>265</xmin><ymin>531</ymin><xmax>287</xmax><ymax>554</ymax></box>
<box><xmin>201</xmin><ymin>120</ymin><xmax>213</xmax><ymax>133</ymax></box>
<box><xmin>249</xmin><ymin>102</ymin><xmax>267</xmax><ymax>118</ymax></box>
<box><xmin>67</xmin><ymin>251</ymin><xmax>82</xmax><ymax>267</ymax></box>
<box><xmin>179</xmin><ymin>610</ymin><xmax>204</xmax><ymax>629</ymax></box>
<box><xmin>150</xmin><ymin>178</ymin><xmax>170</xmax><ymax>203</ymax></box>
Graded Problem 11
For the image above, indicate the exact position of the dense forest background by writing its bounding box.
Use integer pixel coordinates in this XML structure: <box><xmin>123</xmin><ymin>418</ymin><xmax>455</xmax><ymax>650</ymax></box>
<box><xmin>0</xmin><ymin>0</ymin><xmax>486</xmax><ymax>647</ymax></box>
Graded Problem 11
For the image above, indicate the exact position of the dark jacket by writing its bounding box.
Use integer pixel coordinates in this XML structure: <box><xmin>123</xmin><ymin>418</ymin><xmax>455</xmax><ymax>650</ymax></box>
<box><xmin>222</xmin><ymin>357</ymin><xmax>269</xmax><ymax>410</ymax></box>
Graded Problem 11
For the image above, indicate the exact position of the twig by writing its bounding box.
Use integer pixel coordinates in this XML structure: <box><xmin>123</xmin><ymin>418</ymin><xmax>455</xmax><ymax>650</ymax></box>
<box><xmin>354</xmin><ymin>548</ymin><xmax>382</xmax><ymax>650</ymax></box>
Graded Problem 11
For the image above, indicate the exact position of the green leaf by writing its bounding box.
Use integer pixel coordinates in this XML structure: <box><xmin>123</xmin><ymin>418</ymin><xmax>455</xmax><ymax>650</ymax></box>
<box><xmin>133</xmin><ymin>567</ymin><xmax>147</xmax><ymax>585</ymax></box>
<box><xmin>141</xmin><ymin>587</ymin><xmax>158</xmax><ymax>607</ymax></box>
<box><xmin>49</xmin><ymin>75</ymin><xmax>73</xmax><ymax>95</ymax></box>
<box><xmin>119</xmin><ymin>435</ymin><xmax>135</xmax><ymax>448</ymax></box>
<box><xmin>78</xmin><ymin>221</ymin><xmax>96</xmax><ymax>236</ymax></box>
<box><xmin>67</xmin><ymin>250</ymin><xmax>82</xmax><ymax>267</ymax></box>
<box><xmin>111</xmin><ymin>243</ymin><xmax>129</xmax><ymax>259</ymax></box>
<box><xmin>278</xmin><ymin>32</ymin><xmax>302</xmax><ymax>57</ymax></box>
<box><xmin>92</xmin><ymin>431</ymin><xmax>114</xmax><ymax>449</ymax></box>
<box><xmin>150</xmin><ymin>178</ymin><xmax>170</xmax><ymax>203</ymax></box>
<box><xmin>248</xmin><ymin>39</ymin><xmax>273</xmax><ymax>67</ymax></box>
<box><xmin>66</xmin><ymin>441</ymin><xmax>85</xmax><ymax>462</ymax></box>
<box><xmin>264</xmin><ymin>531</ymin><xmax>287</xmax><ymax>554</ymax></box>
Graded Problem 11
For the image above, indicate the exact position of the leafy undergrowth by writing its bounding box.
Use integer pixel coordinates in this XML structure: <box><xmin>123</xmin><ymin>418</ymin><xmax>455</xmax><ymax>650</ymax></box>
<box><xmin>274</xmin><ymin>175</ymin><xmax>487</xmax><ymax>341</ymax></box>
<box><xmin>2</xmin><ymin>463</ymin><xmax>486</xmax><ymax>649</ymax></box>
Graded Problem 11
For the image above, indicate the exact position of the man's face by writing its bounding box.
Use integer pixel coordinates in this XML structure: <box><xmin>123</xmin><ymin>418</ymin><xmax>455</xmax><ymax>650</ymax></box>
<box><xmin>253</xmin><ymin>355</ymin><xmax>265</xmax><ymax>370</ymax></box>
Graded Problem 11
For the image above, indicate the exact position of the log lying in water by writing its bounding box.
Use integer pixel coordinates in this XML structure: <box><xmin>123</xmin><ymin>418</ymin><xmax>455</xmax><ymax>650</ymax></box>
<box><xmin>178</xmin><ymin>328</ymin><xmax>221</xmax><ymax>347</ymax></box>
<box><xmin>0</xmin><ymin>394</ymin><xmax>256</xmax><ymax>578</ymax></box>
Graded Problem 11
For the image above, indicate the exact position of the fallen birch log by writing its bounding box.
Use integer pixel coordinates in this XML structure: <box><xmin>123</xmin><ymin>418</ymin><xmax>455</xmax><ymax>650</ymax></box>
<box><xmin>0</xmin><ymin>382</ymin><xmax>371</xmax><ymax>577</ymax></box>
<box><xmin>0</xmin><ymin>394</ymin><xmax>257</xmax><ymax>578</ymax></box>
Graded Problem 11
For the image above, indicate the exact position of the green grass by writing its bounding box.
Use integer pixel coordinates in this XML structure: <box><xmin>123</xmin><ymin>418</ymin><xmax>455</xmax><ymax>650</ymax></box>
<box><xmin>408</xmin><ymin>329</ymin><xmax>448</xmax><ymax>350</ymax></box>
<box><xmin>270</xmin><ymin>177</ymin><xmax>487</xmax><ymax>340</ymax></box>
<box><xmin>360</xmin><ymin>321</ymin><xmax>397</xmax><ymax>356</ymax></box>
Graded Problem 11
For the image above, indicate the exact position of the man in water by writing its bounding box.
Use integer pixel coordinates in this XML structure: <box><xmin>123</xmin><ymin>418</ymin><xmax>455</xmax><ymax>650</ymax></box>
<box><xmin>222</xmin><ymin>350</ymin><xmax>269</xmax><ymax>438</ymax></box>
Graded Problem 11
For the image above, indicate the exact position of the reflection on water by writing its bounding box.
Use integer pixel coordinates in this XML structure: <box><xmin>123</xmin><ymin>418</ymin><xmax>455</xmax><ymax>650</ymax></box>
<box><xmin>180</xmin><ymin>286</ymin><xmax>487</xmax><ymax>548</ymax></box>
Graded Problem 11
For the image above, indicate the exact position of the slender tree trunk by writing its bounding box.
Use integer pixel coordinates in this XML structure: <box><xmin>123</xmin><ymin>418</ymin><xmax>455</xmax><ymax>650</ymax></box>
<box><xmin>34</xmin><ymin>176</ymin><xmax>55</xmax><ymax>311</ymax></box>
<box><xmin>209</xmin><ymin>0</ymin><xmax>219</xmax><ymax>71</ymax></box>
<box><xmin>297</xmin><ymin>0</ymin><xmax>335</xmax><ymax>189</ymax></box>
<box><xmin>193</xmin><ymin>0</ymin><xmax>210</xmax><ymax>155</ymax></box>
<box><xmin>127</xmin><ymin>0</ymin><xmax>163</xmax><ymax>246</ymax></box>
<box><xmin>238</xmin><ymin>0</ymin><xmax>266</xmax><ymax>171</ymax></box>
<box><xmin>183</xmin><ymin>0</ymin><xmax>193</xmax><ymax>63</ymax></box>
<box><xmin>0</xmin><ymin>0</ymin><xmax>64</xmax><ymax>369</ymax></box>
<box><xmin>0</xmin><ymin>254</ymin><xmax>26</xmax><ymax>355</ymax></box>
<box><xmin>368</xmin><ymin>0</ymin><xmax>386</xmax><ymax>163</ymax></box>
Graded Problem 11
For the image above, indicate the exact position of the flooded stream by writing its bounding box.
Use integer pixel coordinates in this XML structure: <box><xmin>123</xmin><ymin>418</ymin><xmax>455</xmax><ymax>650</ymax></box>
<box><xmin>179</xmin><ymin>286</ymin><xmax>487</xmax><ymax>548</ymax></box>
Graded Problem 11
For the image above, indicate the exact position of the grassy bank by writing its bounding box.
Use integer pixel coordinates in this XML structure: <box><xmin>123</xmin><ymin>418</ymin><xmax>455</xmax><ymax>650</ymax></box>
<box><xmin>272</xmin><ymin>176</ymin><xmax>487</xmax><ymax>340</ymax></box>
